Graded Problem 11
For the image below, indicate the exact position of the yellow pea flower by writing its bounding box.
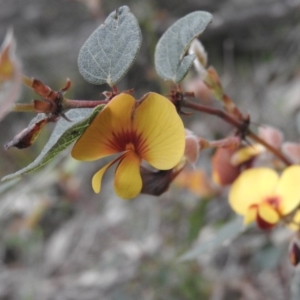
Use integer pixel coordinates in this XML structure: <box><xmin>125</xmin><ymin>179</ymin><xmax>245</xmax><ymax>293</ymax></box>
<box><xmin>71</xmin><ymin>92</ymin><xmax>185</xmax><ymax>199</ymax></box>
<box><xmin>229</xmin><ymin>166</ymin><xmax>300</xmax><ymax>229</ymax></box>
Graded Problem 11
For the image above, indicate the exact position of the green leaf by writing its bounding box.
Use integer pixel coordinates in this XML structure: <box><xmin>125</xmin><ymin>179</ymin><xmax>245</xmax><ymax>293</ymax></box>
<box><xmin>179</xmin><ymin>216</ymin><xmax>244</xmax><ymax>261</ymax></box>
<box><xmin>78</xmin><ymin>6</ymin><xmax>142</xmax><ymax>86</ymax></box>
<box><xmin>2</xmin><ymin>105</ymin><xmax>104</xmax><ymax>181</ymax></box>
<box><xmin>154</xmin><ymin>11</ymin><xmax>212</xmax><ymax>83</ymax></box>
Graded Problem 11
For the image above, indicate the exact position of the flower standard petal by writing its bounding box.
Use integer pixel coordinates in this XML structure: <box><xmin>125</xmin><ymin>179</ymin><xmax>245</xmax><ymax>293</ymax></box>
<box><xmin>92</xmin><ymin>154</ymin><xmax>124</xmax><ymax>193</ymax></box>
<box><xmin>133</xmin><ymin>92</ymin><xmax>185</xmax><ymax>170</ymax></box>
<box><xmin>114</xmin><ymin>151</ymin><xmax>142</xmax><ymax>199</ymax></box>
<box><xmin>276</xmin><ymin>165</ymin><xmax>300</xmax><ymax>215</ymax></box>
<box><xmin>71</xmin><ymin>93</ymin><xmax>136</xmax><ymax>161</ymax></box>
<box><xmin>229</xmin><ymin>168</ymin><xmax>279</xmax><ymax>215</ymax></box>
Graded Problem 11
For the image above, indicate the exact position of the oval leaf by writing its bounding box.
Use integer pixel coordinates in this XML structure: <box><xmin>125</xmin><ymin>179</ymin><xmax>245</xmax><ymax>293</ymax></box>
<box><xmin>2</xmin><ymin>105</ymin><xmax>104</xmax><ymax>181</ymax></box>
<box><xmin>154</xmin><ymin>11</ymin><xmax>212</xmax><ymax>83</ymax></box>
<box><xmin>78</xmin><ymin>6</ymin><xmax>142</xmax><ymax>86</ymax></box>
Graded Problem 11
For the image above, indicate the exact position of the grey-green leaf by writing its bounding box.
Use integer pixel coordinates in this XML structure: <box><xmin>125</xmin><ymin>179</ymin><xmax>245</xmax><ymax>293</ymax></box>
<box><xmin>154</xmin><ymin>11</ymin><xmax>212</xmax><ymax>83</ymax></box>
<box><xmin>179</xmin><ymin>216</ymin><xmax>244</xmax><ymax>261</ymax></box>
<box><xmin>2</xmin><ymin>105</ymin><xmax>104</xmax><ymax>181</ymax></box>
<box><xmin>78</xmin><ymin>6</ymin><xmax>142</xmax><ymax>86</ymax></box>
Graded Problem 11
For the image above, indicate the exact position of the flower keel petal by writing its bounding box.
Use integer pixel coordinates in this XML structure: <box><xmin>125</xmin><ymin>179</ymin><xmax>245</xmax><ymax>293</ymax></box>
<box><xmin>258</xmin><ymin>202</ymin><xmax>279</xmax><ymax>225</ymax></box>
<box><xmin>114</xmin><ymin>151</ymin><xmax>142</xmax><ymax>199</ymax></box>
<box><xmin>256</xmin><ymin>202</ymin><xmax>279</xmax><ymax>229</ymax></box>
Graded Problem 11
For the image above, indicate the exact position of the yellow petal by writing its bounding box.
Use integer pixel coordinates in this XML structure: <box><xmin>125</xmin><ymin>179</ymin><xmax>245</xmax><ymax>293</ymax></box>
<box><xmin>287</xmin><ymin>209</ymin><xmax>300</xmax><ymax>231</ymax></box>
<box><xmin>276</xmin><ymin>165</ymin><xmax>300</xmax><ymax>215</ymax></box>
<box><xmin>230</xmin><ymin>144</ymin><xmax>265</xmax><ymax>166</ymax></box>
<box><xmin>114</xmin><ymin>151</ymin><xmax>142</xmax><ymax>199</ymax></box>
<box><xmin>257</xmin><ymin>202</ymin><xmax>279</xmax><ymax>224</ymax></box>
<box><xmin>229</xmin><ymin>168</ymin><xmax>278</xmax><ymax>215</ymax></box>
<box><xmin>71</xmin><ymin>93</ymin><xmax>135</xmax><ymax>161</ymax></box>
<box><xmin>92</xmin><ymin>155</ymin><xmax>123</xmax><ymax>193</ymax></box>
<box><xmin>244</xmin><ymin>206</ymin><xmax>257</xmax><ymax>225</ymax></box>
<box><xmin>133</xmin><ymin>92</ymin><xmax>185</xmax><ymax>170</ymax></box>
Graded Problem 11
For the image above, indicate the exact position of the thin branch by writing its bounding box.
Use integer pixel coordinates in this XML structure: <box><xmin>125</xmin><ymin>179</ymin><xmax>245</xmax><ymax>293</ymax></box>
<box><xmin>248</xmin><ymin>131</ymin><xmax>292</xmax><ymax>166</ymax></box>
<box><xmin>182</xmin><ymin>99</ymin><xmax>244</xmax><ymax>129</ymax></box>
<box><xmin>63</xmin><ymin>99</ymin><xmax>109</xmax><ymax>109</ymax></box>
<box><xmin>182</xmin><ymin>99</ymin><xmax>292</xmax><ymax>166</ymax></box>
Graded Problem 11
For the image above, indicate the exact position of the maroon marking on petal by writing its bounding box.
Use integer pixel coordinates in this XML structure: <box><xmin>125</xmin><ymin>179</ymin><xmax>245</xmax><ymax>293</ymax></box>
<box><xmin>265</xmin><ymin>196</ymin><xmax>280</xmax><ymax>209</ymax></box>
<box><xmin>108</xmin><ymin>128</ymin><xmax>149</xmax><ymax>156</ymax></box>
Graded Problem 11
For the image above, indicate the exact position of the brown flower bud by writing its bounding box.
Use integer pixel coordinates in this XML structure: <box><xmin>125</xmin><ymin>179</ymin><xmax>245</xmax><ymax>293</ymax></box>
<box><xmin>140</xmin><ymin>166</ymin><xmax>182</xmax><ymax>196</ymax></box>
<box><xmin>212</xmin><ymin>147</ymin><xmax>241</xmax><ymax>186</ymax></box>
<box><xmin>4</xmin><ymin>117</ymin><xmax>48</xmax><ymax>149</ymax></box>
<box><xmin>289</xmin><ymin>241</ymin><xmax>300</xmax><ymax>266</ymax></box>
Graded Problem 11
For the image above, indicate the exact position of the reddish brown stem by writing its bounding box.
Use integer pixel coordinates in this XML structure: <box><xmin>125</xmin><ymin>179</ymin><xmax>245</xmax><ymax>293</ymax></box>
<box><xmin>176</xmin><ymin>83</ymin><xmax>183</xmax><ymax>92</ymax></box>
<box><xmin>182</xmin><ymin>99</ymin><xmax>244</xmax><ymax>129</ymax></box>
<box><xmin>12</xmin><ymin>99</ymin><xmax>108</xmax><ymax>113</ymax></box>
<box><xmin>63</xmin><ymin>99</ymin><xmax>109</xmax><ymax>109</ymax></box>
<box><xmin>183</xmin><ymin>99</ymin><xmax>292</xmax><ymax>166</ymax></box>
<box><xmin>205</xmin><ymin>136</ymin><xmax>241</xmax><ymax>149</ymax></box>
<box><xmin>248</xmin><ymin>131</ymin><xmax>292</xmax><ymax>166</ymax></box>
<box><xmin>112</xmin><ymin>85</ymin><xmax>119</xmax><ymax>94</ymax></box>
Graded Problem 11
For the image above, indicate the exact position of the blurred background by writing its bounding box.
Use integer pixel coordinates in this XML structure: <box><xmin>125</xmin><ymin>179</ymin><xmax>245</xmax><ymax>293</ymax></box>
<box><xmin>1</xmin><ymin>0</ymin><xmax>300</xmax><ymax>299</ymax></box>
